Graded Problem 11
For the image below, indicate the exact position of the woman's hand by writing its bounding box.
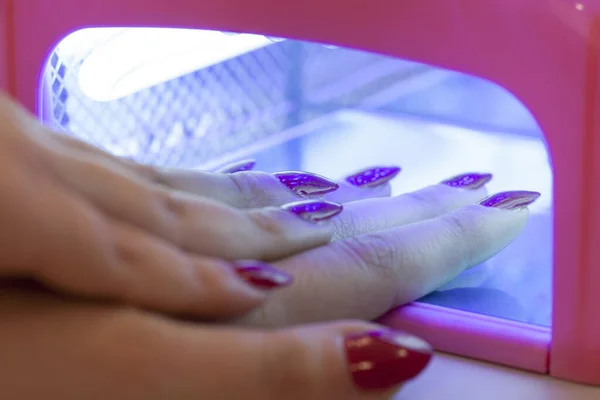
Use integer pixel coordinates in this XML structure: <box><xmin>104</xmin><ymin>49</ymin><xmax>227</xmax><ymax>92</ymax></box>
<box><xmin>0</xmin><ymin>91</ymin><xmax>540</xmax><ymax>327</ymax></box>
<box><xmin>0</xmin><ymin>285</ymin><xmax>433</xmax><ymax>400</ymax></box>
<box><xmin>0</xmin><ymin>93</ymin><xmax>335</xmax><ymax>317</ymax></box>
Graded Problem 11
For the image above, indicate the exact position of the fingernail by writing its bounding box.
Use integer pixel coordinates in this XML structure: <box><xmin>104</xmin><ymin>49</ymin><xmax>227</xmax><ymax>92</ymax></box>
<box><xmin>478</xmin><ymin>190</ymin><xmax>541</xmax><ymax>210</ymax></box>
<box><xmin>220</xmin><ymin>159</ymin><xmax>256</xmax><ymax>174</ymax></box>
<box><xmin>441</xmin><ymin>172</ymin><xmax>493</xmax><ymax>190</ymax></box>
<box><xmin>345</xmin><ymin>166</ymin><xmax>401</xmax><ymax>188</ymax></box>
<box><xmin>345</xmin><ymin>330</ymin><xmax>433</xmax><ymax>391</ymax></box>
<box><xmin>282</xmin><ymin>199</ymin><xmax>343</xmax><ymax>222</ymax></box>
<box><xmin>232</xmin><ymin>260</ymin><xmax>293</xmax><ymax>290</ymax></box>
<box><xmin>274</xmin><ymin>171</ymin><xmax>339</xmax><ymax>197</ymax></box>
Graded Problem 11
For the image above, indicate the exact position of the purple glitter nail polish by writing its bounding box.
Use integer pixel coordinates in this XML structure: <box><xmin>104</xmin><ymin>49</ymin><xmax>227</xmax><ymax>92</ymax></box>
<box><xmin>281</xmin><ymin>199</ymin><xmax>343</xmax><ymax>222</ymax></box>
<box><xmin>219</xmin><ymin>159</ymin><xmax>256</xmax><ymax>174</ymax></box>
<box><xmin>274</xmin><ymin>171</ymin><xmax>339</xmax><ymax>197</ymax></box>
<box><xmin>478</xmin><ymin>191</ymin><xmax>541</xmax><ymax>210</ymax></box>
<box><xmin>345</xmin><ymin>166</ymin><xmax>401</xmax><ymax>188</ymax></box>
<box><xmin>441</xmin><ymin>172</ymin><xmax>493</xmax><ymax>190</ymax></box>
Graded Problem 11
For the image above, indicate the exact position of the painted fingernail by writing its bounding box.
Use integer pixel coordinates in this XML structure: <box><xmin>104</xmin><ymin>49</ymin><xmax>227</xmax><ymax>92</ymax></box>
<box><xmin>345</xmin><ymin>330</ymin><xmax>433</xmax><ymax>391</ymax></box>
<box><xmin>441</xmin><ymin>172</ymin><xmax>493</xmax><ymax>190</ymax></box>
<box><xmin>345</xmin><ymin>166</ymin><xmax>401</xmax><ymax>188</ymax></box>
<box><xmin>274</xmin><ymin>171</ymin><xmax>339</xmax><ymax>196</ymax></box>
<box><xmin>282</xmin><ymin>199</ymin><xmax>343</xmax><ymax>222</ymax></box>
<box><xmin>219</xmin><ymin>159</ymin><xmax>256</xmax><ymax>174</ymax></box>
<box><xmin>232</xmin><ymin>260</ymin><xmax>293</xmax><ymax>290</ymax></box>
<box><xmin>478</xmin><ymin>190</ymin><xmax>541</xmax><ymax>210</ymax></box>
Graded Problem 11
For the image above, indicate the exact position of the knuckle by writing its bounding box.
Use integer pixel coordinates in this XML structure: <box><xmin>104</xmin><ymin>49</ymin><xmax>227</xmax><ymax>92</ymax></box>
<box><xmin>228</xmin><ymin>172</ymin><xmax>274</xmax><ymax>207</ymax></box>
<box><xmin>442</xmin><ymin>211</ymin><xmax>473</xmax><ymax>237</ymax></box>
<box><xmin>135</xmin><ymin>163</ymin><xmax>174</xmax><ymax>189</ymax></box>
<box><xmin>184</xmin><ymin>258</ymin><xmax>250</xmax><ymax>314</ymax></box>
<box><xmin>332</xmin><ymin>210</ymin><xmax>383</xmax><ymax>240</ymax></box>
<box><xmin>151</xmin><ymin>189</ymin><xmax>189</xmax><ymax>245</ymax></box>
<box><xmin>260</xmin><ymin>332</ymin><xmax>321</xmax><ymax>398</ymax></box>
<box><xmin>443</xmin><ymin>210</ymin><xmax>484</xmax><ymax>241</ymax></box>
<box><xmin>87</xmin><ymin>310</ymin><xmax>176</xmax><ymax>384</ymax></box>
<box><xmin>232</xmin><ymin>299</ymin><xmax>274</xmax><ymax>326</ymax></box>
<box><xmin>246</xmin><ymin>207</ymin><xmax>288</xmax><ymax>238</ymax></box>
<box><xmin>403</xmin><ymin>189</ymin><xmax>446</xmax><ymax>217</ymax></box>
<box><xmin>440</xmin><ymin>210</ymin><xmax>488</xmax><ymax>264</ymax></box>
<box><xmin>244</xmin><ymin>206</ymin><xmax>333</xmax><ymax>259</ymax></box>
<box><xmin>155</xmin><ymin>188</ymin><xmax>185</xmax><ymax>216</ymax></box>
<box><xmin>193</xmin><ymin>259</ymin><xmax>233</xmax><ymax>294</ymax></box>
<box><xmin>337</xmin><ymin>234</ymin><xmax>399</xmax><ymax>278</ymax></box>
<box><xmin>244</xmin><ymin>208</ymin><xmax>291</xmax><ymax>259</ymax></box>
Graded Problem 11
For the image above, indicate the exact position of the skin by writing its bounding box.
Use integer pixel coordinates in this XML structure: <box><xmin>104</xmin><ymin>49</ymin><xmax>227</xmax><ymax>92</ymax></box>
<box><xmin>0</xmin><ymin>285</ymin><xmax>400</xmax><ymax>400</ymax></box>
<box><xmin>0</xmin><ymin>91</ymin><xmax>533</xmax><ymax>398</ymax></box>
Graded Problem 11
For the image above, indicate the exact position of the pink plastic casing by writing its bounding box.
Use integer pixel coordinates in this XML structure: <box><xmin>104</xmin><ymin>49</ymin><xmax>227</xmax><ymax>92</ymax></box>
<box><xmin>0</xmin><ymin>0</ymin><xmax>11</xmax><ymax>93</ymax></box>
<box><xmin>2</xmin><ymin>0</ymin><xmax>599</xmax><ymax>385</ymax></box>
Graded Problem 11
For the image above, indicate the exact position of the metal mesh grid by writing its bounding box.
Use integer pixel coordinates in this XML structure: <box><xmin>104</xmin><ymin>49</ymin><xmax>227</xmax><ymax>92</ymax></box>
<box><xmin>42</xmin><ymin>29</ymin><xmax>426</xmax><ymax>168</ymax></box>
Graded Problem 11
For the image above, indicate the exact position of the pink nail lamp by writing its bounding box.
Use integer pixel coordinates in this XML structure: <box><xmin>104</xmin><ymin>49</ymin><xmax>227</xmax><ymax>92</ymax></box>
<box><xmin>1</xmin><ymin>0</ymin><xmax>598</xmax><ymax>385</ymax></box>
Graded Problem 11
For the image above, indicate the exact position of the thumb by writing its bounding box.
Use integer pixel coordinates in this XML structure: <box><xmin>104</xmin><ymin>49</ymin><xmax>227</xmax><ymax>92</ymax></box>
<box><xmin>0</xmin><ymin>290</ymin><xmax>432</xmax><ymax>400</ymax></box>
<box><xmin>260</xmin><ymin>321</ymin><xmax>434</xmax><ymax>399</ymax></box>
<box><xmin>123</xmin><ymin>319</ymin><xmax>434</xmax><ymax>400</ymax></box>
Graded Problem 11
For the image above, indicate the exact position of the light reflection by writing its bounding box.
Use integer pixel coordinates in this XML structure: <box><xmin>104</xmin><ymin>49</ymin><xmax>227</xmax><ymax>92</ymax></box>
<box><xmin>58</xmin><ymin>28</ymin><xmax>278</xmax><ymax>102</ymax></box>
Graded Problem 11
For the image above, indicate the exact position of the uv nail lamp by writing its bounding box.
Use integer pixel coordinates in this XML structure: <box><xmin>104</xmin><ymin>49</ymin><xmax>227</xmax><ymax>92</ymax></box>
<box><xmin>1</xmin><ymin>0</ymin><xmax>598</xmax><ymax>385</ymax></box>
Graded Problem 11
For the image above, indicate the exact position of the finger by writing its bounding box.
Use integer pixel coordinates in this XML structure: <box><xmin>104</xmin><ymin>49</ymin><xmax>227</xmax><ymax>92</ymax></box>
<box><xmin>46</xmin><ymin>130</ymin><xmax>336</xmax><ymax>207</ymax></box>
<box><xmin>1</xmin><ymin>173</ymin><xmax>292</xmax><ymax>317</ymax></box>
<box><xmin>48</xmin><ymin>132</ymin><xmax>305</xmax><ymax>208</ymax></box>
<box><xmin>0</xmin><ymin>290</ymin><xmax>433</xmax><ymax>399</ymax></box>
<box><xmin>45</xmin><ymin>129</ymin><xmax>341</xmax><ymax>207</ymax></box>
<box><xmin>332</xmin><ymin>173</ymin><xmax>493</xmax><ymax>240</ymax></box>
<box><xmin>141</xmin><ymin>168</ymin><xmax>340</xmax><ymax>208</ymax></box>
<box><xmin>237</xmin><ymin>191</ymin><xmax>540</xmax><ymax>325</ymax></box>
<box><xmin>215</xmin><ymin>159</ymin><xmax>256</xmax><ymax>174</ymax></box>
<box><xmin>152</xmin><ymin>321</ymin><xmax>433</xmax><ymax>400</ymax></box>
<box><xmin>45</xmin><ymin>144</ymin><xmax>338</xmax><ymax>260</ymax></box>
<box><xmin>48</xmin><ymin>129</ymin><xmax>397</xmax><ymax>208</ymax></box>
<box><xmin>142</xmin><ymin>166</ymin><xmax>400</xmax><ymax>208</ymax></box>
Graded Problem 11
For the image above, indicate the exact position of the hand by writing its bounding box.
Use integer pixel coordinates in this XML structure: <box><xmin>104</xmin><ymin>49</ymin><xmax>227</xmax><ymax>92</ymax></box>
<box><xmin>0</xmin><ymin>92</ymin><xmax>335</xmax><ymax>317</ymax></box>
<box><xmin>0</xmin><ymin>91</ymin><xmax>539</xmax><ymax>327</ymax></box>
<box><xmin>60</xmin><ymin>130</ymin><xmax>539</xmax><ymax>326</ymax></box>
<box><xmin>0</xmin><ymin>284</ymin><xmax>433</xmax><ymax>400</ymax></box>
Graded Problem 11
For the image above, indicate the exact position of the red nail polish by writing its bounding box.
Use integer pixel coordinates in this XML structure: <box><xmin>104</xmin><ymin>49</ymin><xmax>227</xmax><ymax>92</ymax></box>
<box><xmin>441</xmin><ymin>172</ymin><xmax>493</xmax><ymax>190</ymax></box>
<box><xmin>274</xmin><ymin>171</ymin><xmax>339</xmax><ymax>196</ymax></box>
<box><xmin>281</xmin><ymin>199</ymin><xmax>343</xmax><ymax>222</ymax></box>
<box><xmin>478</xmin><ymin>190</ymin><xmax>541</xmax><ymax>210</ymax></box>
<box><xmin>232</xmin><ymin>261</ymin><xmax>293</xmax><ymax>290</ymax></box>
<box><xmin>345</xmin><ymin>166</ymin><xmax>401</xmax><ymax>188</ymax></box>
<box><xmin>345</xmin><ymin>330</ymin><xmax>433</xmax><ymax>391</ymax></box>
